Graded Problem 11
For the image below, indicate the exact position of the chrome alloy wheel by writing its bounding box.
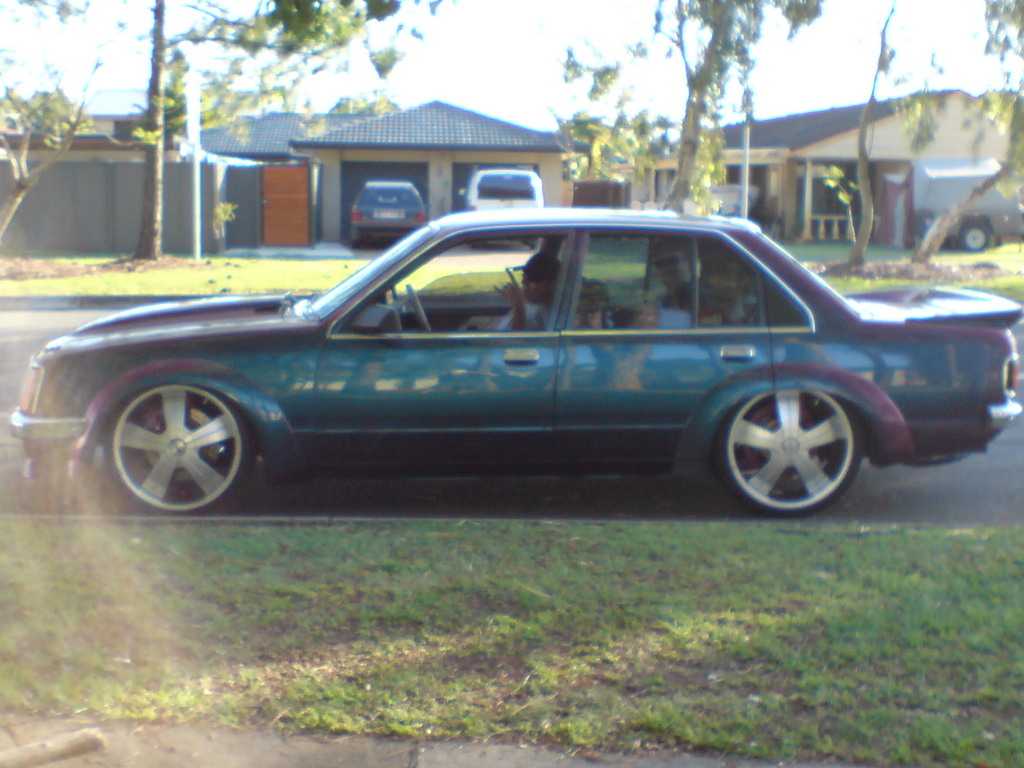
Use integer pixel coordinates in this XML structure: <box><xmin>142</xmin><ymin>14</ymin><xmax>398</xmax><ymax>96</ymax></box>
<box><xmin>112</xmin><ymin>385</ymin><xmax>246</xmax><ymax>512</ymax></box>
<box><xmin>722</xmin><ymin>390</ymin><xmax>860</xmax><ymax>515</ymax></box>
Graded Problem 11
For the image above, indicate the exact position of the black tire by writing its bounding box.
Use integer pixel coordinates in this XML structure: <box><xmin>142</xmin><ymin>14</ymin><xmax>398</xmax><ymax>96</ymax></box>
<box><xmin>108</xmin><ymin>384</ymin><xmax>252</xmax><ymax>514</ymax></box>
<box><xmin>714</xmin><ymin>390</ymin><xmax>862</xmax><ymax>517</ymax></box>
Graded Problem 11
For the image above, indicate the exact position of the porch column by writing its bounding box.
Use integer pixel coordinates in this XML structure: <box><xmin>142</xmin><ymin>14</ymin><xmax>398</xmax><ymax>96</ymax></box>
<box><xmin>800</xmin><ymin>159</ymin><xmax>813</xmax><ymax>241</ymax></box>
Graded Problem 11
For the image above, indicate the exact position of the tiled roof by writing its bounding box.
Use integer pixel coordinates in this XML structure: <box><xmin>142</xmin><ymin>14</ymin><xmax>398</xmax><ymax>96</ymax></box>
<box><xmin>201</xmin><ymin>113</ymin><xmax>367</xmax><ymax>160</ymax></box>
<box><xmin>291</xmin><ymin>101</ymin><xmax>568</xmax><ymax>152</ymax></box>
<box><xmin>722</xmin><ymin>99</ymin><xmax>903</xmax><ymax>151</ymax></box>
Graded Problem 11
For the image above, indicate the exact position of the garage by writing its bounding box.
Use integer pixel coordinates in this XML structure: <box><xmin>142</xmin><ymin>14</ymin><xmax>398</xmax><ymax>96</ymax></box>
<box><xmin>340</xmin><ymin>161</ymin><xmax>429</xmax><ymax>243</ymax></box>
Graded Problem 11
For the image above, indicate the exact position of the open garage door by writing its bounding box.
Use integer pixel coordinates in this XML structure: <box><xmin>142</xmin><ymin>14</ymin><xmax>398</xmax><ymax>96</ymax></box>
<box><xmin>340</xmin><ymin>161</ymin><xmax>429</xmax><ymax>243</ymax></box>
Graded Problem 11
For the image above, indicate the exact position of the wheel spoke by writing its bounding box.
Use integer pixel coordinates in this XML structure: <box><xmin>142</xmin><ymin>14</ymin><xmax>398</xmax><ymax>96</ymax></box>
<box><xmin>187</xmin><ymin>416</ymin><xmax>234</xmax><ymax>449</ymax></box>
<box><xmin>792</xmin><ymin>452</ymin><xmax>831</xmax><ymax>496</ymax></box>
<box><xmin>140</xmin><ymin>453</ymin><xmax>178</xmax><ymax>499</ymax></box>
<box><xmin>802</xmin><ymin>415</ymin><xmax>845</xmax><ymax>449</ymax></box>
<box><xmin>179</xmin><ymin>451</ymin><xmax>228</xmax><ymax>495</ymax></box>
<box><xmin>775</xmin><ymin>391</ymin><xmax>801</xmax><ymax>433</ymax></box>
<box><xmin>118</xmin><ymin>422</ymin><xmax>166</xmax><ymax>452</ymax></box>
<box><xmin>160</xmin><ymin>390</ymin><xmax>188</xmax><ymax>438</ymax></box>
<box><xmin>731</xmin><ymin>419</ymin><xmax>776</xmax><ymax>450</ymax></box>
<box><xmin>747</xmin><ymin>453</ymin><xmax>789</xmax><ymax>497</ymax></box>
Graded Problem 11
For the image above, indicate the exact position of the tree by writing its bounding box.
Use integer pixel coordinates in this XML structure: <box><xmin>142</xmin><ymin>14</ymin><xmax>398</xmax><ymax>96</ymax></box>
<box><xmin>847</xmin><ymin>4</ymin><xmax>895</xmax><ymax>267</ymax></box>
<box><xmin>0</xmin><ymin>0</ymin><xmax>96</xmax><ymax>247</ymax></box>
<box><xmin>560</xmin><ymin>48</ymin><xmax>674</xmax><ymax>186</ymax></box>
<box><xmin>0</xmin><ymin>88</ymin><xmax>91</xmax><ymax>246</ymax></box>
<box><xmin>906</xmin><ymin>0</ymin><xmax>1024</xmax><ymax>263</ymax></box>
<box><xmin>133</xmin><ymin>0</ymin><xmax>167</xmax><ymax>261</ymax></box>
<box><xmin>131</xmin><ymin>0</ymin><xmax>439</xmax><ymax>260</ymax></box>
<box><xmin>653</xmin><ymin>0</ymin><xmax>822</xmax><ymax>213</ymax></box>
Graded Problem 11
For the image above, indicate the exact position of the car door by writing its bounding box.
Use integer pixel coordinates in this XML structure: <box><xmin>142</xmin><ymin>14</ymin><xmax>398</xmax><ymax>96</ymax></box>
<box><xmin>307</xmin><ymin>232</ymin><xmax>570</xmax><ymax>471</ymax></box>
<box><xmin>555</xmin><ymin>230</ymin><xmax>776</xmax><ymax>467</ymax></box>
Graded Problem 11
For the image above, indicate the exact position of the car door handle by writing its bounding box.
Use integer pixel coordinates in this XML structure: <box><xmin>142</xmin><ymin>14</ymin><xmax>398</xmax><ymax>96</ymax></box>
<box><xmin>504</xmin><ymin>349</ymin><xmax>540</xmax><ymax>366</ymax></box>
<box><xmin>720</xmin><ymin>344</ymin><xmax>756</xmax><ymax>362</ymax></box>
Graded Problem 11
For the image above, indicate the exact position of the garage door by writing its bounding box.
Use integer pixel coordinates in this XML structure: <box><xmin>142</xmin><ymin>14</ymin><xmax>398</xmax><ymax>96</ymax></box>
<box><xmin>340</xmin><ymin>162</ymin><xmax>429</xmax><ymax>243</ymax></box>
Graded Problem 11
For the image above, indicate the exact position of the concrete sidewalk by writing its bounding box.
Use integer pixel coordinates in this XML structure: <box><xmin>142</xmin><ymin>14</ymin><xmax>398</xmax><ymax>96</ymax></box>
<box><xmin>0</xmin><ymin>715</ymin><xmax>885</xmax><ymax>768</ymax></box>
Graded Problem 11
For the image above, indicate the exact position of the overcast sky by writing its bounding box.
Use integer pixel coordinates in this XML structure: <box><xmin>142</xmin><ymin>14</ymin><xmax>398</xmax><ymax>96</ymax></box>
<box><xmin>6</xmin><ymin>0</ymin><xmax>1010</xmax><ymax>130</ymax></box>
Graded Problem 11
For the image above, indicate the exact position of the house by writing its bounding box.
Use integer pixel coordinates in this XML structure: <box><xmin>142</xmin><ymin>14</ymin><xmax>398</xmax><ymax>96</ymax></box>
<box><xmin>205</xmin><ymin>101</ymin><xmax>573</xmax><ymax>246</ymax></box>
<box><xmin>634</xmin><ymin>91</ymin><xmax>1011</xmax><ymax>243</ymax></box>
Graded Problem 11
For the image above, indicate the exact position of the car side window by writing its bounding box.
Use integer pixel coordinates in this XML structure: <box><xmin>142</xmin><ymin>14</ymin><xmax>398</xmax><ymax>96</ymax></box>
<box><xmin>351</xmin><ymin>234</ymin><xmax>567</xmax><ymax>334</ymax></box>
<box><xmin>573</xmin><ymin>234</ymin><xmax>765</xmax><ymax>330</ymax></box>
<box><xmin>694</xmin><ymin>238</ymin><xmax>763</xmax><ymax>327</ymax></box>
<box><xmin>577</xmin><ymin>234</ymin><xmax>770</xmax><ymax>331</ymax></box>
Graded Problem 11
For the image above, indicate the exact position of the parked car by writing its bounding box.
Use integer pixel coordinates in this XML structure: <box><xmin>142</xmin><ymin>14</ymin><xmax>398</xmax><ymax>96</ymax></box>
<box><xmin>466</xmin><ymin>169</ymin><xmax>544</xmax><ymax>210</ymax></box>
<box><xmin>10</xmin><ymin>209</ymin><xmax>1022</xmax><ymax>516</ymax></box>
<box><xmin>351</xmin><ymin>180</ymin><xmax>427</xmax><ymax>246</ymax></box>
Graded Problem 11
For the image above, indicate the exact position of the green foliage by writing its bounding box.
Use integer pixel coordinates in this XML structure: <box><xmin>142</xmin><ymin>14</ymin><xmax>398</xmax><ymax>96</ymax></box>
<box><xmin>3</xmin><ymin>519</ymin><xmax>1024</xmax><ymax>766</ymax></box>
<box><xmin>823</xmin><ymin>165</ymin><xmax>857</xmax><ymax>206</ymax></box>
<box><xmin>652</xmin><ymin>0</ymin><xmax>823</xmax><ymax>209</ymax></box>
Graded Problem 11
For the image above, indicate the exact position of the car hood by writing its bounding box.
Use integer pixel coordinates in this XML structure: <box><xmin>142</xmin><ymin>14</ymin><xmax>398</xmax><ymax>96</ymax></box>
<box><xmin>71</xmin><ymin>294</ymin><xmax>295</xmax><ymax>336</ymax></box>
<box><xmin>844</xmin><ymin>286</ymin><xmax>1023</xmax><ymax>328</ymax></box>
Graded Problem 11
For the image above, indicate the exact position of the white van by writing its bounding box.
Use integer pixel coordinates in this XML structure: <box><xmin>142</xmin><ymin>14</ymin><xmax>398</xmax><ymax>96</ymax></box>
<box><xmin>466</xmin><ymin>169</ymin><xmax>544</xmax><ymax>210</ymax></box>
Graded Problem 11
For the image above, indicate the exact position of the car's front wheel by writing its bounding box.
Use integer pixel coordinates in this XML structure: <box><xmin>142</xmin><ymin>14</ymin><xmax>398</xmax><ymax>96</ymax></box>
<box><xmin>715</xmin><ymin>390</ymin><xmax>861</xmax><ymax>516</ymax></box>
<box><xmin>109</xmin><ymin>384</ymin><xmax>251</xmax><ymax>513</ymax></box>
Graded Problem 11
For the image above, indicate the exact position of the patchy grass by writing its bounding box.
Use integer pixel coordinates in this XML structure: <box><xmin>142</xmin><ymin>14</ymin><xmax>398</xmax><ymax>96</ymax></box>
<box><xmin>2</xmin><ymin>244</ymin><xmax>1024</xmax><ymax>301</ymax></box>
<box><xmin>2</xmin><ymin>519</ymin><xmax>1023</xmax><ymax>767</ymax></box>
<box><xmin>0</xmin><ymin>255</ymin><xmax>364</xmax><ymax>296</ymax></box>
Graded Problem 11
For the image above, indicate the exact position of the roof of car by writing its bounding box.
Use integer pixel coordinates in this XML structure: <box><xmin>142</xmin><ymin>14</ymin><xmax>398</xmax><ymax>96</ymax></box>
<box><xmin>363</xmin><ymin>180</ymin><xmax>419</xmax><ymax>187</ymax></box>
<box><xmin>431</xmin><ymin>207</ymin><xmax>764</xmax><ymax>234</ymax></box>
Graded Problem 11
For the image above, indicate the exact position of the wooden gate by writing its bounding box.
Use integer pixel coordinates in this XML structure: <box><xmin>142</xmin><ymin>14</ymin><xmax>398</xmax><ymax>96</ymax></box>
<box><xmin>262</xmin><ymin>165</ymin><xmax>310</xmax><ymax>246</ymax></box>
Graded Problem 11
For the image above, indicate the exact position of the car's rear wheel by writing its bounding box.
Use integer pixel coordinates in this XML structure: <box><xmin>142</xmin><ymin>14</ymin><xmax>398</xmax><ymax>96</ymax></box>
<box><xmin>716</xmin><ymin>390</ymin><xmax>861</xmax><ymax>516</ymax></box>
<box><xmin>110</xmin><ymin>384</ymin><xmax>251</xmax><ymax>513</ymax></box>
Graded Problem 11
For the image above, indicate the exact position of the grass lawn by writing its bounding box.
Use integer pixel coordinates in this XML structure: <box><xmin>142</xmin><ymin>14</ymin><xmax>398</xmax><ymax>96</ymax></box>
<box><xmin>1</xmin><ymin>519</ymin><xmax>1022</xmax><ymax>767</ymax></box>
<box><xmin>1</xmin><ymin>242</ymin><xmax>1024</xmax><ymax>300</ymax></box>
<box><xmin>2</xmin><ymin>242</ymin><xmax>1023</xmax><ymax>767</ymax></box>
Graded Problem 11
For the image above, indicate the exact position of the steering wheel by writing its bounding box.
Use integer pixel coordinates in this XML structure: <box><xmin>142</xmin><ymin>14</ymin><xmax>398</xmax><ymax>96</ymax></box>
<box><xmin>405</xmin><ymin>284</ymin><xmax>431</xmax><ymax>331</ymax></box>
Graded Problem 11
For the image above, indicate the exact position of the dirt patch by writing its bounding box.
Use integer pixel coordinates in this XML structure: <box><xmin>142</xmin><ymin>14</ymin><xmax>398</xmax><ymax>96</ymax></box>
<box><xmin>0</xmin><ymin>256</ymin><xmax>218</xmax><ymax>281</ymax></box>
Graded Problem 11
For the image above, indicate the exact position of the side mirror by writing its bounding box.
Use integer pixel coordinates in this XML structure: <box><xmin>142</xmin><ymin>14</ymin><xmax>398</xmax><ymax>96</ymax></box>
<box><xmin>351</xmin><ymin>304</ymin><xmax>401</xmax><ymax>334</ymax></box>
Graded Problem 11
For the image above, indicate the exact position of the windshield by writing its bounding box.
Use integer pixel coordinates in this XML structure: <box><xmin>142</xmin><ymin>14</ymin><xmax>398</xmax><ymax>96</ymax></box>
<box><xmin>307</xmin><ymin>225</ymin><xmax>437</xmax><ymax>317</ymax></box>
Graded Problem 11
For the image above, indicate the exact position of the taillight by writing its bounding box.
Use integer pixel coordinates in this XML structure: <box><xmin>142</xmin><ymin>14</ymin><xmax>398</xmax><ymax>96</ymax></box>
<box><xmin>352</xmin><ymin>210</ymin><xmax>362</xmax><ymax>221</ymax></box>
<box><xmin>1008</xmin><ymin>357</ymin><xmax>1020</xmax><ymax>396</ymax></box>
<box><xmin>416</xmin><ymin>211</ymin><xmax>426</xmax><ymax>222</ymax></box>
<box><xmin>19</xmin><ymin>363</ymin><xmax>42</xmax><ymax>413</ymax></box>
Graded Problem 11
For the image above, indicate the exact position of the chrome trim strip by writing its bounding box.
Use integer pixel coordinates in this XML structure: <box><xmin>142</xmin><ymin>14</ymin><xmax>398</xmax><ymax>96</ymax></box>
<box><xmin>9</xmin><ymin>409</ymin><xmax>87</xmax><ymax>441</ymax></box>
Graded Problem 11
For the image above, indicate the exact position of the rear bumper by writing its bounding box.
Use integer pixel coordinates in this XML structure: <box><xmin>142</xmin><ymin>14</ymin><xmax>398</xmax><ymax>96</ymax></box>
<box><xmin>989</xmin><ymin>399</ymin><xmax>1023</xmax><ymax>430</ymax></box>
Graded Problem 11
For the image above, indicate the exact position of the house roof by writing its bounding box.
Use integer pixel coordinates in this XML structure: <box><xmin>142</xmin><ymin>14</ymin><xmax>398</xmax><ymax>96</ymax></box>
<box><xmin>722</xmin><ymin>100</ymin><xmax>901</xmax><ymax>151</ymax></box>
<box><xmin>201</xmin><ymin>113</ymin><xmax>366</xmax><ymax>160</ymax></box>
<box><xmin>722</xmin><ymin>91</ymin><xmax>976</xmax><ymax>152</ymax></box>
<box><xmin>291</xmin><ymin>101</ymin><xmax>568</xmax><ymax>153</ymax></box>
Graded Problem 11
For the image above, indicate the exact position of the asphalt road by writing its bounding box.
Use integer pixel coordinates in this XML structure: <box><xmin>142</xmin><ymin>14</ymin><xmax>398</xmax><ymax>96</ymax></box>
<box><xmin>2</xmin><ymin>307</ymin><xmax>1022</xmax><ymax>524</ymax></box>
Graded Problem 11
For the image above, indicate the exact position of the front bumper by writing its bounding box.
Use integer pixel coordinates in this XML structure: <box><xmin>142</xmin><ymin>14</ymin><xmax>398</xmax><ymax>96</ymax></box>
<box><xmin>9</xmin><ymin>408</ymin><xmax>87</xmax><ymax>442</ymax></box>
<box><xmin>989</xmin><ymin>399</ymin><xmax>1023</xmax><ymax>430</ymax></box>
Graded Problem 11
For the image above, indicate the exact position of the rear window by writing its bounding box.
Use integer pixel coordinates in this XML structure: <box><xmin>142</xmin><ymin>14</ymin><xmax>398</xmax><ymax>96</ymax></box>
<box><xmin>477</xmin><ymin>175</ymin><xmax>537</xmax><ymax>200</ymax></box>
<box><xmin>359</xmin><ymin>186</ymin><xmax>422</xmax><ymax>206</ymax></box>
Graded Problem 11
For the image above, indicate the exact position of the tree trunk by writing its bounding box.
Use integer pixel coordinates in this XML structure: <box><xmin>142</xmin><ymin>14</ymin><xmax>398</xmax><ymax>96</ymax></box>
<box><xmin>0</xmin><ymin>182</ymin><xmax>31</xmax><ymax>247</ymax></box>
<box><xmin>912</xmin><ymin>166</ymin><xmax>1009</xmax><ymax>263</ymax></box>
<box><xmin>133</xmin><ymin>0</ymin><xmax>167</xmax><ymax>261</ymax></box>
